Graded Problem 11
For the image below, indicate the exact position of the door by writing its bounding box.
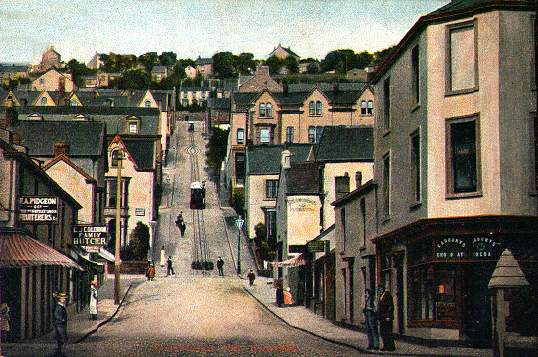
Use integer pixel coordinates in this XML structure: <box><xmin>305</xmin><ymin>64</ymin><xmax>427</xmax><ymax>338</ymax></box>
<box><xmin>462</xmin><ymin>266</ymin><xmax>493</xmax><ymax>347</ymax></box>
<box><xmin>394</xmin><ymin>254</ymin><xmax>405</xmax><ymax>334</ymax></box>
<box><xmin>348</xmin><ymin>264</ymin><xmax>354</xmax><ymax>323</ymax></box>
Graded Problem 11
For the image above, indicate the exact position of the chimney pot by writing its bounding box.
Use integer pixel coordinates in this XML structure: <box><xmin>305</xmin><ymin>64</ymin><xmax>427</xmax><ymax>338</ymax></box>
<box><xmin>53</xmin><ymin>141</ymin><xmax>69</xmax><ymax>156</ymax></box>
<box><xmin>355</xmin><ymin>171</ymin><xmax>363</xmax><ymax>187</ymax></box>
<box><xmin>335</xmin><ymin>174</ymin><xmax>350</xmax><ymax>200</ymax></box>
<box><xmin>281</xmin><ymin>149</ymin><xmax>291</xmax><ymax>169</ymax></box>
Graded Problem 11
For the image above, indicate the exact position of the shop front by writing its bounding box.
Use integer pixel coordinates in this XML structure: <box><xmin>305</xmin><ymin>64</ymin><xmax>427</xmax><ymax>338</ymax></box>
<box><xmin>375</xmin><ymin>216</ymin><xmax>538</xmax><ymax>347</ymax></box>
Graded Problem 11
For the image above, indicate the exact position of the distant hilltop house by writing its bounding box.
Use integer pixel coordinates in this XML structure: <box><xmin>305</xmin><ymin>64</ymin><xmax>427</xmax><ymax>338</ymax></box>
<box><xmin>184</xmin><ymin>65</ymin><xmax>197</xmax><ymax>80</ymax></box>
<box><xmin>268</xmin><ymin>43</ymin><xmax>300</xmax><ymax>61</ymax></box>
<box><xmin>0</xmin><ymin>63</ymin><xmax>29</xmax><ymax>84</ymax></box>
<box><xmin>31</xmin><ymin>45</ymin><xmax>62</xmax><ymax>73</ymax></box>
<box><xmin>32</xmin><ymin>68</ymin><xmax>75</xmax><ymax>92</ymax></box>
<box><xmin>151</xmin><ymin>65</ymin><xmax>168</xmax><ymax>82</ymax></box>
<box><xmin>87</xmin><ymin>53</ymin><xmax>105</xmax><ymax>70</ymax></box>
<box><xmin>195</xmin><ymin>56</ymin><xmax>214</xmax><ymax>77</ymax></box>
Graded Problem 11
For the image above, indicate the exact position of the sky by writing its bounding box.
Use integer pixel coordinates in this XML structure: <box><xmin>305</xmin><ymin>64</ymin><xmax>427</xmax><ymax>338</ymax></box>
<box><xmin>0</xmin><ymin>0</ymin><xmax>449</xmax><ymax>64</ymax></box>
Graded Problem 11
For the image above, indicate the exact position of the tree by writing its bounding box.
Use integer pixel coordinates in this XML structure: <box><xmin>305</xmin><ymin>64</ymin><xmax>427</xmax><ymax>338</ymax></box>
<box><xmin>236</xmin><ymin>52</ymin><xmax>256</xmax><ymax>75</ymax></box>
<box><xmin>321</xmin><ymin>49</ymin><xmax>355</xmax><ymax>73</ymax></box>
<box><xmin>66</xmin><ymin>59</ymin><xmax>96</xmax><ymax>87</ymax></box>
<box><xmin>159</xmin><ymin>51</ymin><xmax>177</xmax><ymax>66</ymax></box>
<box><xmin>212</xmin><ymin>52</ymin><xmax>236</xmax><ymax>79</ymax></box>
<box><xmin>355</xmin><ymin>50</ymin><xmax>374</xmax><ymax>70</ymax></box>
<box><xmin>373</xmin><ymin>45</ymin><xmax>396</xmax><ymax>65</ymax></box>
<box><xmin>284</xmin><ymin>56</ymin><xmax>299</xmax><ymax>74</ymax></box>
<box><xmin>205</xmin><ymin>127</ymin><xmax>229</xmax><ymax>177</ymax></box>
<box><xmin>123</xmin><ymin>222</ymin><xmax>150</xmax><ymax>261</ymax></box>
<box><xmin>111</xmin><ymin>69</ymin><xmax>150</xmax><ymax>89</ymax></box>
<box><xmin>138</xmin><ymin>52</ymin><xmax>159</xmax><ymax>71</ymax></box>
<box><xmin>306</xmin><ymin>62</ymin><xmax>320</xmax><ymax>74</ymax></box>
<box><xmin>265</xmin><ymin>55</ymin><xmax>284</xmax><ymax>75</ymax></box>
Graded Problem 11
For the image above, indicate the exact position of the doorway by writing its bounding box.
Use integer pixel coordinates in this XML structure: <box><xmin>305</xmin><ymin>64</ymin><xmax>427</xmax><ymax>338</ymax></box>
<box><xmin>394</xmin><ymin>253</ymin><xmax>405</xmax><ymax>334</ymax></box>
<box><xmin>462</xmin><ymin>265</ymin><xmax>494</xmax><ymax>347</ymax></box>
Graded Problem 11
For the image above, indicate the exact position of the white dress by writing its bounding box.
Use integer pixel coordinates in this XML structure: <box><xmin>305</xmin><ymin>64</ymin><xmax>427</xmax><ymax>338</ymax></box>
<box><xmin>89</xmin><ymin>286</ymin><xmax>98</xmax><ymax>315</ymax></box>
<box><xmin>160</xmin><ymin>248</ymin><xmax>166</xmax><ymax>267</ymax></box>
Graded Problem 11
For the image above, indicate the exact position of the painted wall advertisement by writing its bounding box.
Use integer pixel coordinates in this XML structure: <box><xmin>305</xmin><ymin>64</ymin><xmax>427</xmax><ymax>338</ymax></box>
<box><xmin>18</xmin><ymin>196</ymin><xmax>58</xmax><ymax>223</ymax></box>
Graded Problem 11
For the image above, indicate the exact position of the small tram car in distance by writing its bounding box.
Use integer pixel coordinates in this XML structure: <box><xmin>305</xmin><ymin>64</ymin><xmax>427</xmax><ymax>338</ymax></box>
<box><xmin>190</xmin><ymin>181</ymin><xmax>205</xmax><ymax>209</ymax></box>
<box><xmin>188</xmin><ymin>121</ymin><xmax>195</xmax><ymax>132</ymax></box>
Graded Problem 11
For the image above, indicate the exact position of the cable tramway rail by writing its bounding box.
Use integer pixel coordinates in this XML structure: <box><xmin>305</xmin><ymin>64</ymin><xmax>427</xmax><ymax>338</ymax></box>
<box><xmin>187</xmin><ymin>122</ymin><xmax>211</xmax><ymax>270</ymax></box>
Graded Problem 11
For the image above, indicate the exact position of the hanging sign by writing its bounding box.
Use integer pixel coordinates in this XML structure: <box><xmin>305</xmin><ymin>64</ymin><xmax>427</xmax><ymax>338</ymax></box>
<box><xmin>18</xmin><ymin>196</ymin><xmax>58</xmax><ymax>223</ymax></box>
<box><xmin>72</xmin><ymin>225</ymin><xmax>108</xmax><ymax>247</ymax></box>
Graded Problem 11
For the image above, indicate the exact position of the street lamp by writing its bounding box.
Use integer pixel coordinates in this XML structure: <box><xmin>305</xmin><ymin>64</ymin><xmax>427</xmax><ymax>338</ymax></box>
<box><xmin>235</xmin><ymin>216</ymin><xmax>244</xmax><ymax>275</ymax></box>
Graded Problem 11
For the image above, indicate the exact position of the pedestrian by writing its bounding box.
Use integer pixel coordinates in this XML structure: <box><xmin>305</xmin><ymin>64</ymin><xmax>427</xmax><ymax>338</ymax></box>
<box><xmin>216</xmin><ymin>256</ymin><xmax>224</xmax><ymax>276</ymax></box>
<box><xmin>148</xmin><ymin>263</ymin><xmax>156</xmax><ymax>281</ymax></box>
<box><xmin>283</xmin><ymin>287</ymin><xmax>294</xmax><ymax>306</ymax></box>
<box><xmin>180</xmin><ymin>222</ymin><xmax>186</xmax><ymax>237</ymax></box>
<box><xmin>363</xmin><ymin>288</ymin><xmax>380</xmax><ymax>350</ymax></box>
<box><xmin>377</xmin><ymin>285</ymin><xmax>396</xmax><ymax>351</ymax></box>
<box><xmin>52</xmin><ymin>291</ymin><xmax>68</xmax><ymax>356</ymax></box>
<box><xmin>1</xmin><ymin>302</ymin><xmax>10</xmax><ymax>342</ymax></box>
<box><xmin>247</xmin><ymin>269</ymin><xmax>255</xmax><ymax>287</ymax></box>
<box><xmin>160</xmin><ymin>245</ymin><xmax>166</xmax><ymax>267</ymax></box>
<box><xmin>145</xmin><ymin>260</ymin><xmax>151</xmax><ymax>281</ymax></box>
<box><xmin>274</xmin><ymin>279</ymin><xmax>284</xmax><ymax>307</ymax></box>
<box><xmin>167</xmin><ymin>256</ymin><xmax>175</xmax><ymax>276</ymax></box>
<box><xmin>89</xmin><ymin>281</ymin><xmax>98</xmax><ymax>320</ymax></box>
<box><xmin>176</xmin><ymin>212</ymin><xmax>186</xmax><ymax>237</ymax></box>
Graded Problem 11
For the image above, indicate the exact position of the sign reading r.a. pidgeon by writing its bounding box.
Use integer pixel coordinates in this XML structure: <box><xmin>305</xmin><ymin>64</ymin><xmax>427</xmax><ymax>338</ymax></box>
<box><xmin>18</xmin><ymin>196</ymin><xmax>58</xmax><ymax>223</ymax></box>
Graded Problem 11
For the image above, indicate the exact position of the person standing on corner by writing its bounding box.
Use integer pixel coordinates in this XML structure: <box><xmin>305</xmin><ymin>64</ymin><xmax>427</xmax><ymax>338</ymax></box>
<box><xmin>377</xmin><ymin>285</ymin><xmax>396</xmax><ymax>351</ymax></box>
<box><xmin>363</xmin><ymin>289</ymin><xmax>379</xmax><ymax>350</ymax></box>
<box><xmin>216</xmin><ymin>256</ymin><xmax>224</xmax><ymax>276</ymax></box>
<box><xmin>167</xmin><ymin>256</ymin><xmax>175</xmax><ymax>276</ymax></box>
<box><xmin>1</xmin><ymin>302</ymin><xmax>10</xmax><ymax>342</ymax></box>
<box><xmin>52</xmin><ymin>292</ymin><xmax>68</xmax><ymax>356</ymax></box>
<box><xmin>247</xmin><ymin>269</ymin><xmax>256</xmax><ymax>287</ymax></box>
<box><xmin>89</xmin><ymin>280</ymin><xmax>98</xmax><ymax>320</ymax></box>
<box><xmin>160</xmin><ymin>245</ymin><xmax>166</xmax><ymax>268</ymax></box>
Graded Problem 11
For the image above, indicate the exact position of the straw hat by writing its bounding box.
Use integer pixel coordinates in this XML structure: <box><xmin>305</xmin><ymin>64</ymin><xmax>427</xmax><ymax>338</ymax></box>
<box><xmin>53</xmin><ymin>291</ymin><xmax>67</xmax><ymax>300</ymax></box>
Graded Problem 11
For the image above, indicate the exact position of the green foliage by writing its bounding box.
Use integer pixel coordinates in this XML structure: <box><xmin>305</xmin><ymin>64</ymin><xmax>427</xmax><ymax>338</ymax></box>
<box><xmin>138</xmin><ymin>52</ymin><xmax>159</xmax><ymax>71</ymax></box>
<box><xmin>265</xmin><ymin>55</ymin><xmax>285</xmax><ymax>75</ymax></box>
<box><xmin>254</xmin><ymin>222</ymin><xmax>267</xmax><ymax>242</ymax></box>
<box><xmin>373</xmin><ymin>45</ymin><xmax>396</xmax><ymax>65</ymax></box>
<box><xmin>205</xmin><ymin>127</ymin><xmax>229</xmax><ymax>174</ymax></box>
<box><xmin>321</xmin><ymin>49</ymin><xmax>373</xmax><ymax>74</ymax></box>
<box><xmin>159</xmin><ymin>51</ymin><xmax>177</xmax><ymax>66</ymax></box>
<box><xmin>231</xmin><ymin>189</ymin><xmax>245</xmax><ymax>216</ymax></box>
<box><xmin>284</xmin><ymin>56</ymin><xmax>299</xmax><ymax>74</ymax></box>
<box><xmin>306</xmin><ymin>62</ymin><xmax>320</xmax><ymax>74</ymax></box>
<box><xmin>253</xmin><ymin>222</ymin><xmax>275</xmax><ymax>261</ymax></box>
<box><xmin>110</xmin><ymin>69</ymin><xmax>150</xmax><ymax>89</ymax></box>
<box><xmin>212</xmin><ymin>52</ymin><xmax>236</xmax><ymax>79</ymax></box>
<box><xmin>66</xmin><ymin>59</ymin><xmax>96</xmax><ymax>88</ymax></box>
<box><xmin>235</xmin><ymin>52</ymin><xmax>257</xmax><ymax>75</ymax></box>
<box><xmin>122</xmin><ymin>222</ymin><xmax>150</xmax><ymax>261</ymax></box>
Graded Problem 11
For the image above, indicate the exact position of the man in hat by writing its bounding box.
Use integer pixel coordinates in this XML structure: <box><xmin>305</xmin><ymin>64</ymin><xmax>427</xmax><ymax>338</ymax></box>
<box><xmin>53</xmin><ymin>292</ymin><xmax>68</xmax><ymax>356</ymax></box>
<box><xmin>377</xmin><ymin>285</ymin><xmax>395</xmax><ymax>351</ymax></box>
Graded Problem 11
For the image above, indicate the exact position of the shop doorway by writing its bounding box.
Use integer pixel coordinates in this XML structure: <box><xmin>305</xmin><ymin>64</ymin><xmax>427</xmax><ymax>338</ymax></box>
<box><xmin>462</xmin><ymin>266</ymin><xmax>493</xmax><ymax>347</ymax></box>
<box><xmin>394</xmin><ymin>253</ymin><xmax>405</xmax><ymax>334</ymax></box>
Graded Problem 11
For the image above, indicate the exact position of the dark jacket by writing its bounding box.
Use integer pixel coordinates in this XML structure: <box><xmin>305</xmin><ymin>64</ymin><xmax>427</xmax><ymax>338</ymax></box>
<box><xmin>216</xmin><ymin>259</ymin><xmax>224</xmax><ymax>268</ymax></box>
<box><xmin>377</xmin><ymin>291</ymin><xmax>394</xmax><ymax>321</ymax></box>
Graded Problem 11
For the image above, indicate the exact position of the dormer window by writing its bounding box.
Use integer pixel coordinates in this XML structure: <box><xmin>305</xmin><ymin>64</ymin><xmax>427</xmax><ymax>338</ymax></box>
<box><xmin>144</xmin><ymin>100</ymin><xmax>151</xmax><ymax>108</ymax></box>
<box><xmin>27</xmin><ymin>113</ymin><xmax>43</xmax><ymax>121</ymax></box>
<box><xmin>40</xmin><ymin>97</ymin><xmax>47</xmax><ymax>105</ymax></box>
<box><xmin>74</xmin><ymin>114</ymin><xmax>87</xmax><ymax>121</ymax></box>
<box><xmin>111</xmin><ymin>149</ymin><xmax>120</xmax><ymax>167</ymax></box>
<box><xmin>129</xmin><ymin>121</ymin><xmax>138</xmax><ymax>134</ymax></box>
<box><xmin>259</xmin><ymin>103</ymin><xmax>266</xmax><ymax>117</ymax></box>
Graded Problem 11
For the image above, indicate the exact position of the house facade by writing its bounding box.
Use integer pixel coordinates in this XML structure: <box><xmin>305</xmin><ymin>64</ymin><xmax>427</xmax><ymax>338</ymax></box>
<box><xmin>32</xmin><ymin>68</ymin><xmax>74</xmax><ymax>92</ymax></box>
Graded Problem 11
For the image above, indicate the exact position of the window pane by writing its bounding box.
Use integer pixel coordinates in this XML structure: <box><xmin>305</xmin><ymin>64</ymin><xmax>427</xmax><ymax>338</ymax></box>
<box><xmin>316</xmin><ymin>126</ymin><xmax>324</xmax><ymax>143</ymax></box>
<box><xmin>286</xmin><ymin>127</ymin><xmax>293</xmax><ymax>143</ymax></box>
<box><xmin>129</xmin><ymin>122</ymin><xmax>137</xmax><ymax>133</ymax></box>
<box><xmin>383</xmin><ymin>154</ymin><xmax>390</xmax><ymax>215</ymax></box>
<box><xmin>450</xmin><ymin>25</ymin><xmax>475</xmax><ymax>91</ymax></box>
<box><xmin>308</xmin><ymin>126</ymin><xmax>315</xmax><ymax>143</ymax></box>
<box><xmin>237</xmin><ymin>128</ymin><xmax>244</xmax><ymax>143</ymax></box>
<box><xmin>411</xmin><ymin>133</ymin><xmax>420</xmax><ymax>202</ymax></box>
<box><xmin>361</xmin><ymin>100</ymin><xmax>367</xmax><ymax>115</ymax></box>
<box><xmin>367</xmin><ymin>100</ymin><xmax>373</xmax><ymax>114</ymax></box>
<box><xmin>384</xmin><ymin>77</ymin><xmax>391</xmax><ymax>129</ymax></box>
<box><xmin>451</xmin><ymin>121</ymin><xmax>477</xmax><ymax>193</ymax></box>
<box><xmin>309</xmin><ymin>101</ymin><xmax>315</xmax><ymax>115</ymax></box>
<box><xmin>259</xmin><ymin>103</ymin><xmax>266</xmax><ymax>117</ymax></box>
<box><xmin>316</xmin><ymin>101</ymin><xmax>322</xmax><ymax>115</ymax></box>
<box><xmin>412</xmin><ymin>45</ymin><xmax>420</xmax><ymax>103</ymax></box>
<box><xmin>260</xmin><ymin>129</ymin><xmax>270</xmax><ymax>143</ymax></box>
<box><xmin>108</xmin><ymin>180</ymin><xmax>117</xmax><ymax>207</ymax></box>
<box><xmin>266</xmin><ymin>103</ymin><xmax>272</xmax><ymax>117</ymax></box>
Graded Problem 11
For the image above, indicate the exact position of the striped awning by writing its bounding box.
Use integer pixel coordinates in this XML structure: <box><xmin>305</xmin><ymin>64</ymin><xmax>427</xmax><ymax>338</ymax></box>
<box><xmin>270</xmin><ymin>254</ymin><xmax>306</xmax><ymax>268</ymax></box>
<box><xmin>0</xmin><ymin>231</ymin><xmax>83</xmax><ymax>270</ymax></box>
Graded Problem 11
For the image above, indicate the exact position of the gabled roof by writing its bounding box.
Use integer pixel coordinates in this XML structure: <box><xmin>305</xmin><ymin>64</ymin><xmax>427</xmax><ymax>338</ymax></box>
<box><xmin>232</xmin><ymin>92</ymin><xmax>259</xmax><ymax>110</ymax></box>
<box><xmin>8</xmin><ymin>120</ymin><xmax>105</xmax><ymax>157</ymax></box>
<box><xmin>43</xmin><ymin>154</ymin><xmax>96</xmax><ymax>182</ymax></box>
<box><xmin>332</xmin><ymin>180</ymin><xmax>377</xmax><ymax>207</ymax></box>
<box><xmin>207</xmin><ymin>97</ymin><xmax>231</xmax><ymax>110</ymax></box>
<box><xmin>314</xmin><ymin>126</ymin><xmax>374</xmax><ymax>162</ymax></box>
<box><xmin>109</xmin><ymin>136</ymin><xmax>155</xmax><ymax>171</ymax></box>
<box><xmin>286</xmin><ymin>161</ymin><xmax>322</xmax><ymax>195</ymax></box>
<box><xmin>151</xmin><ymin>65</ymin><xmax>167</xmax><ymax>73</ymax></box>
<box><xmin>247</xmin><ymin>144</ymin><xmax>312</xmax><ymax>175</ymax></box>
<box><xmin>372</xmin><ymin>0</ymin><xmax>536</xmax><ymax>84</ymax></box>
<box><xmin>195</xmin><ymin>57</ymin><xmax>214</xmax><ymax>66</ymax></box>
<box><xmin>0</xmin><ymin>64</ymin><xmax>28</xmax><ymax>73</ymax></box>
<box><xmin>270</xmin><ymin>44</ymin><xmax>300</xmax><ymax>58</ymax></box>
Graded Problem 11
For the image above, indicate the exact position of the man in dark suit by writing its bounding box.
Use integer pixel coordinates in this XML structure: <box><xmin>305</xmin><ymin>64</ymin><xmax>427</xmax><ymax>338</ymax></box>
<box><xmin>53</xmin><ymin>291</ymin><xmax>68</xmax><ymax>356</ymax></box>
<box><xmin>377</xmin><ymin>285</ymin><xmax>395</xmax><ymax>351</ymax></box>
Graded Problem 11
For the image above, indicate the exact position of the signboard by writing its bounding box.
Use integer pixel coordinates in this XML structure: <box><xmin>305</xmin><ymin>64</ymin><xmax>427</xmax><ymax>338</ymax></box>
<box><xmin>289</xmin><ymin>245</ymin><xmax>305</xmax><ymax>253</ymax></box>
<box><xmin>435</xmin><ymin>236</ymin><xmax>502</xmax><ymax>260</ymax></box>
<box><xmin>435</xmin><ymin>237</ymin><xmax>466</xmax><ymax>259</ymax></box>
<box><xmin>471</xmin><ymin>236</ymin><xmax>502</xmax><ymax>258</ymax></box>
<box><xmin>18</xmin><ymin>196</ymin><xmax>58</xmax><ymax>223</ymax></box>
<box><xmin>135</xmin><ymin>208</ymin><xmax>146</xmax><ymax>216</ymax></box>
<box><xmin>307</xmin><ymin>240</ymin><xmax>325</xmax><ymax>253</ymax></box>
<box><xmin>72</xmin><ymin>225</ymin><xmax>108</xmax><ymax>247</ymax></box>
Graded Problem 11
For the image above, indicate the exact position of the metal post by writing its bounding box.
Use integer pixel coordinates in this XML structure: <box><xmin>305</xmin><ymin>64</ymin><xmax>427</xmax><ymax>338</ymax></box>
<box><xmin>114</xmin><ymin>151</ymin><xmax>122</xmax><ymax>305</ymax></box>
<box><xmin>237</xmin><ymin>227</ymin><xmax>241</xmax><ymax>275</ymax></box>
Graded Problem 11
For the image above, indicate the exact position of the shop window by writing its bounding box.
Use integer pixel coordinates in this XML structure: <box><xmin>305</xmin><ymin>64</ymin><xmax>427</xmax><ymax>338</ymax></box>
<box><xmin>446</xmin><ymin>116</ymin><xmax>481</xmax><ymax>196</ymax></box>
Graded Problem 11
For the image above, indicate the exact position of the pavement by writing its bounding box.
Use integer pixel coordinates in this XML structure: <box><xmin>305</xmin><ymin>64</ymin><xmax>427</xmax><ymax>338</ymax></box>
<box><xmin>243</xmin><ymin>275</ymin><xmax>493</xmax><ymax>357</ymax></box>
<box><xmin>2</xmin><ymin>274</ymin><xmax>144</xmax><ymax>357</ymax></box>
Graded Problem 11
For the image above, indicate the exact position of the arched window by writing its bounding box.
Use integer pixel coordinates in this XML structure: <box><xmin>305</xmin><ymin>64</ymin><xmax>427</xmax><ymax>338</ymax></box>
<box><xmin>40</xmin><ymin>97</ymin><xmax>47</xmax><ymax>105</ymax></box>
<box><xmin>144</xmin><ymin>100</ymin><xmax>151</xmax><ymax>108</ymax></box>
<box><xmin>111</xmin><ymin>150</ymin><xmax>120</xmax><ymax>167</ymax></box>
<box><xmin>309</xmin><ymin>101</ymin><xmax>315</xmax><ymax>115</ymax></box>
<box><xmin>266</xmin><ymin>103</ymin><xmax>273</xmax><ymax>117</ymax></box>
<box><xmin>361</xmin><ymin>100</ymin><xmax>367</xmax><ymax>115</ymax></box>
<box><xmin>367</xmin><ymin>100</ymin><xmax>373</xmax><ymax>115</ymax></box>
<box><xmin>316</xmin><ymin>101</ymin><xmax>322</xmax><ymax>115</ymax></box>
<box><xmin>259</xmin><ymin>103</ymin><xmax>266</xmax><ymax>117</ymax></box>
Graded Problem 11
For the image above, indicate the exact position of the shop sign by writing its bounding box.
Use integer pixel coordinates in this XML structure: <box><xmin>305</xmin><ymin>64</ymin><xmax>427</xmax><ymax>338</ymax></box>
<box><xmin>471</xmin><ymin>236</ymin><xmax>502</xmax><ymax>258</ymax></box>
<box><xmin>135</xmin><ymin>208</ymin><xmax>145</xmax><ymax>216</ymax></box>
<box><xmin>72</xmin><ymin>225</ymin><xmax>108</xmax><ymax>247</ymax></box>
<box><xmin>18</xmin><ymin>196</ymin><xmax>58</xmax><ymax>223</ymax></box>
<box><xmin>435</xmin><ymin>237</ymin><xmax>466</xmax><ymax>259</ymax></box>
<box><xmin>307</xmin><ymin>240</ymin><xmax>325</xmax><ymax>253</ymax></box>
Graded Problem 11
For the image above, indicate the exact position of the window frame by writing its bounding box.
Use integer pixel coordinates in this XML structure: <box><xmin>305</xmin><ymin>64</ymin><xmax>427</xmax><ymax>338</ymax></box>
<box><xmin>410</xmin><ymin>129</ymin><xmax>422</xmax><ymax>206</ymax></box>
<box><xmin>383</xmin><ymin>77</ymin><xmax>391</xmax><ymax>132</ymax></box>
<box><xmin>411</xmin><ymin>45</ymin><xmax>420</xmax><ymax>106</ymax></box>
<box><xmin>309</xmin><ymin>101</ymin><xmax>315</xmax><ymax>116</ymax></box>
<box><xmin>266</xmin><ymin>103</ymin><xmax>273</xmax><ymax>118</ymax></box>
<box><xmin>360</xmin><ymin>100</ymin><xmax>367</xmax><ymax>115</ymax></box>
<box><xmin>144</xmin><ymin>100</ymin><xmax>151</xmax><ymax>108</ymax></box>
<box><xmin>445</xmin><ymin>19</ymin><xmax>479</xmax><ymax>96</ymax></box>
<box><xmin>236</xmin><ymin>128</ymin><xmax>245</xmax><ymax>144</ymax></box>
<box><xmin>286</xmin><ymin>126</ymin><xmax>294</xmax><ymax>144</ymax></box>
<box><xmin>315</xmin><ymin>100</ymin><xmax>322</xmax><ymax>115</ymax></box>
<box><xmin>111</xmin><ymin>149</ymin><xmax>120</xmax><ymax>168</ymax></box>
<box><xmin>259</xmin><ymin>128</ymin><xmax>270</xmax><ymax>143</ymax></box>
<box><xmin>128</xmin><ymin>120</ymin><xmax>139</xmax><ymax>134</ymax></box>
<box><xmin>445</xmin><ymin>113</ymin><xmax>482</xmax><ymax>199</ymax></box>
<box><xmin>383</xmin><ymin>152</ymin><xmax>391</xmax><ymax>219</ymax></box>
<box><xmin>265</xmin><ymin>179</ymin><xmax>278</xmax><ymax>199</ymax></box>
<box><xmin>367</xmin><ymin>100</ymin><xmax>373</xmax><ymax>115</ymax></box>
<box><xmin>308</xmin><ymin>126</ymin><xmax>316</xmax><ymax>143</ymax></box>
<box><xmin>40</xmin><ymin>96</ymin><xmax>47</xmax><ymax>105</ymax></box>
<box><xmin>259</xmin><ymin>103</ymin><xmax>266</xmax><ymax>117</ymax></box>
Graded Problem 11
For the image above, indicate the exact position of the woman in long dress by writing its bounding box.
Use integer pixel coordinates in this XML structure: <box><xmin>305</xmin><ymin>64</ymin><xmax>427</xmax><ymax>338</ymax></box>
<box><xmin>89</xmin><ymin>282</ymin><xmax>98</xmax><ymax>320</ymax></box>
<box><xmin>160</xmin><ymin>245</ymin><xmax>166</xmax><ymax>267</ymax></box>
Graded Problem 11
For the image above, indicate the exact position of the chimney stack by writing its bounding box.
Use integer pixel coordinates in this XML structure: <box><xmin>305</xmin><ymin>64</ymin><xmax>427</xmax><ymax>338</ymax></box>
<box><xmin>281</xmin><ymin>149</ymin><xmax>291</xmax><ymax>169</ymax></box>
<box><xmin>53</xmin><ymin>141</ymin><xmax>69</xmax><ymax>156</ymax></box>
<box><xmin>335</xmin><ymin>172</ymin><xmax>350</xmax><ymax>200</ymax></box>
<box><xmin>355</xmin><ymin>171</ymin><xmax>363</xmax><ymax>187</ymax></box>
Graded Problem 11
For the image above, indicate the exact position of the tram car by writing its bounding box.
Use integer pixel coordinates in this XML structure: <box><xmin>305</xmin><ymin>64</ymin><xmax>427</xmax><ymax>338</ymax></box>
<box><xmin>188</xmin><ymin>121</ymin><xmax>195</xmax><ymax>132</ymax></box>
<box><xmin>190</xmin><ymin>181</ymin><xmax>205</xmax><ymax>209</ymax></box>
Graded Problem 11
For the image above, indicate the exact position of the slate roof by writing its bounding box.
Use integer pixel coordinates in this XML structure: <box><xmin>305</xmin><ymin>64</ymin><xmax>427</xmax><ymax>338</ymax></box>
<box><xmin>0</xmin><ymin>64</ymin><xmax>28</xmax><ymax>73</ymax></box>
<box><xmin>122</xmin><ymin>138</ymin><xmax>155</xmax><ymax>171</ymax></box>
<box><xmin>151</xmin><ymin>65</ymin><xmax>167</xmax><ymax>74</ymax></box>
<box><xmin>286</xmin><ymin>161</ymin><xmax>321</xmax><ymax>195</ymax></box>
<box><xmin>314</xmin><ymin>126</ymin><xmax>374</xmax><ymax>162</ymax></box>
<box><xmin>208</xmin><ymin>98</ymin><xmax>231</xmax><ymax>110</ymax></box>
<box><xmin>195</xmin><ymin>57</ymin><xmax>214</xmax><ymax>66</ymax></box>
<box><xmin>8</xmin><ymin>120</ymin><xmax>105</xmax><ymax>157</ymax></box>
<box><xmin>11</xmin><ymin>90</ymin><xmax>42</xmax><ymax>106</ymax></box>
<box><xmin>287</xmin><ymin>82</ymin><xmax>367</xmax><ymax>92</ymax></box>
<box><xmin>325</xmin><ymin>90</ymin><xmax>362</xmax><ymax>105</ymax></box>
<box><xmin>13</xmin><ymin>106</ymin><xmax>159</xmax><ymax>136</ymax></box>
<box><xmin>232</xmin><ymin>92</ymin><xmax>259</xmax><ymax>110</ymax></box>
<box><xmin>247</xmin><ymin>144</ymin><xmax>313</xmax><ymax>175</ymax></box>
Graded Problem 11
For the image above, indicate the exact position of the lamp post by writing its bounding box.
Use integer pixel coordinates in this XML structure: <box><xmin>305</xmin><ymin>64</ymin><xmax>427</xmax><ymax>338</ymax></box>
<box><xmin>235</xmin><ymin>216</ymin><xmax>244</xmax><ymax>275</ymax></box>
<box><xmin>114</xmin><ymin>149</ymin><xmax>123</xmax><ymax>305</ymax></box>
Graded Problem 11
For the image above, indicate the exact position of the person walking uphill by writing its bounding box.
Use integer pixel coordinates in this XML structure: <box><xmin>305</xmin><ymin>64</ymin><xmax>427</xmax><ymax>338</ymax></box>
<box><xmin>167</xmin><ymin>256</ymin><xmax>175</xmax><ymax>276</ymax></box>
<box><xmin>89</xmin><ymin>281</ymin><xmax>98</xmax><ymax>320</ymax></box>
<box><xmin>176</xmin><ymin>211</ymin><xmax>186</xmax><ymax>237</ymax></box>
<box><xmin>160</xmin><ymin>245</ymin><xmax>166</xmax><ymax>268</ymax></box>
<box><xmin>216</xmin><ymin>256</ymin><xmax>224</xmax><ymax>276</ymax></box>
<box><xmin>363</xmin><ymin>289</ymin><xmax>379</xmax><ymax>350</ymax></box>
<box><xmin>377</xmin><ymin>285</ymin><xmax>396</xmax><ymax>351</ymax></box>
<box><xmin>52</xmin><ymin>292</ymin><xmax>68</xmax><ymax>356</ymax></box>
<box><xmin>247</xmin><ymin>269</ymin><xmax>256</xmax><ymax>287</ymax></box>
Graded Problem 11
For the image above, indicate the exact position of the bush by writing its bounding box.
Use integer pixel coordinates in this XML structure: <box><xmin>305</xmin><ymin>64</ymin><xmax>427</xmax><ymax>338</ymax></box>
<box><xmin>253</xmin><ymin>222</ymin><xmax>275</xmax><ymax>261</ymax></box>
<box><xmin>231</xmin><ymin>189</ymin><xmax>244</xmax><ymax>216</ymax></box>
<box><xmin>191</xmin><ymin>261</ymin><xmax>214</xmax><ymax>270</ymax></box>
<box><xmin>123</xmin><ymin>222</ymin><xmax>150</xmax><ymax>261</ymax></box>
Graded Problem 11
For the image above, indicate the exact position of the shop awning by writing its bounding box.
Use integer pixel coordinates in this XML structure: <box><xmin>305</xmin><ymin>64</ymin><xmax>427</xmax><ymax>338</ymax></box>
<box><xmin>96</xmin><ymin>248</ymin><xmax>115</xmax><ymax>262</ymax></box>
<box><xmin>271</xmin><ymin>254</ymin><xmax>306</xmax><ymax>268</ymax></box>
<box><xmin>0</xmin><ymin>231</ymin><xmax>83</xmax><ymax>270</ymax></box>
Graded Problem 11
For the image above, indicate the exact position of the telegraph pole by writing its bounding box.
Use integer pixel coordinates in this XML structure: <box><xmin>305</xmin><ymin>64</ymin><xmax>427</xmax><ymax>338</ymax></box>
<box><xmin>114</xmin><ymin>150</ymin><xmax>122</xmax><ymax>305</ymax></box>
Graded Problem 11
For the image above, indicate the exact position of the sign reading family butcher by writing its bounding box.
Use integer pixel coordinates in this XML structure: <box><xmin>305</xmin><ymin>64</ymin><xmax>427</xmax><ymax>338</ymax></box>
<box><xmin>72</xmin><ymin>225</ymin><xmax>108</xmax><ymax>247</ymax></box>
<box><xmin>18</xmin><ymin>196</ymin><xmax>58</xmax><ymax>223</ymax></box>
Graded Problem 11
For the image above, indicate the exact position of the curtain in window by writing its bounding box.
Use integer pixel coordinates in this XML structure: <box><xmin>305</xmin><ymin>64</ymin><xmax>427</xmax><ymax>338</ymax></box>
<box><xmin>451</xmin><ymin>121</ymin><xmax>476</xmax><ymax>192</ymax></box>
